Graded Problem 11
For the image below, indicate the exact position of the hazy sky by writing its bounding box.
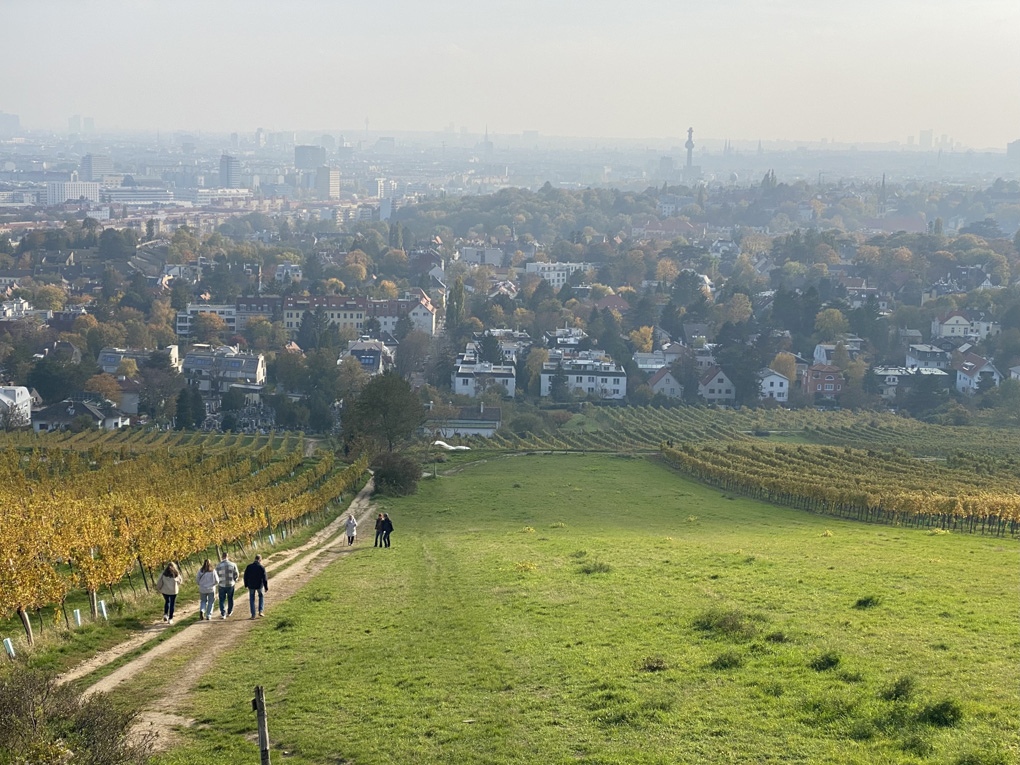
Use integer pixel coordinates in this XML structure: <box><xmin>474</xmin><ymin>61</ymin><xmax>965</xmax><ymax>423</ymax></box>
<box><xmin>3</xmin><ymin>0</ymin><xmax>1017</xmax><ymax>148</ymax></box>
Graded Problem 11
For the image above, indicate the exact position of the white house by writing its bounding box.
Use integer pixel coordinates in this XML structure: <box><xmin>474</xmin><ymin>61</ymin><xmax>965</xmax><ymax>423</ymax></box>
<box><xmin>930</xmin><ymin>311</ymin><xmax>971</xmax><ymax>340</ymax></box>
<box><xmin>451</xmin><ymin>361</ymin><xmax>516</xmax><ymax>398</ymax></box>
<box><xmin>952</xmin><ymin>352</ymin><xmax>1001</xmax><ymax>394</ymax></box>
<box><xmin>871</xmin><ymin>366</ymin><xmax>949</xmax><ymax>400</ymax></box>
<box><xmin>758</xmin><ymin>368</ymin><xmax>789</xmax><ymax>402</ymax></box>
<box><xmin>1010</xmin><ymin>365</ymin><xmax>1020</xmax><ymax>381</ymax></box>
<box><xmin>905</xmin><ymin>344</ymin><xmax>951</xmax><ymax>370</ymax></box>
<box><xmin>648</xmin><ymin>368</ymin><xmax>683</xmax><ymax>399</ymax></box>
<box><xmin>33</xmin><ymin>397</ymin><xmax>128</xmax><ymax>432</ymax></box>
<box><xmin>0</xmin><ymin>385</ymin><xmax>32</xmax><ymax>427</ymax></box>
<box><xmin>540</xmin><ymin>358</ymin><xmax>627</xmax><ymax>399</ymax></box>
<box><xmin>274</xmin><ymin>263</ymin><xmax>303</xmax><ymax>283</ymax></box>
<box><xmin>698</xmin><ymin>366</ymin><xmax>735</xmax><ymax>404</ymax></box>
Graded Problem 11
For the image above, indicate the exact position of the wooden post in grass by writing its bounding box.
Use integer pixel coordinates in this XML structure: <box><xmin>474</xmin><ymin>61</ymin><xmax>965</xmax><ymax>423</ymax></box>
<box><xmin>252</xmin><ymin>685</ymin><xmax>271</xmax><ymax>764</ymax></box>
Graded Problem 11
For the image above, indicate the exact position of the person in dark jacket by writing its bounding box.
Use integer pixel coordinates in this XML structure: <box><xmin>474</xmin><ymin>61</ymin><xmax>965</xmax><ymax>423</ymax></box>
<box><xmin>381</xmin><ymin>513</ymin><xmax>394</xmax><ymax>548</ymax></box>
<box><xmin>243</xmin><ymin>554</ymin><xmax>269</xmax><ymax>619</ymax></box>
<box><xmin>374</xmin><ymin>513</ymin><xmax>384</xmax><ymax>547</ymax></box>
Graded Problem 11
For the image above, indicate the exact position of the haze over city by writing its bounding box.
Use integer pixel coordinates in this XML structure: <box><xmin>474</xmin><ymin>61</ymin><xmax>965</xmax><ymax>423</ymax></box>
<box><xmin>3</xmin><ymin>0</ymin><xmax>1018</xmax><ymax>149</ymax></box>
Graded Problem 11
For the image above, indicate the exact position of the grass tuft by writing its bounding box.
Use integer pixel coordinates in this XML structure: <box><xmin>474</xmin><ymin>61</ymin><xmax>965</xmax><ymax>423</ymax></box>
<box><xmin>918</xmin><ymin>698</ymin><xmax>964</xmax><ymax>727</ymax></box>
<box><xmin>274</xmin><ymin>617</ymin><xmax>296</xmax><ymax>631</ymax></box>
<box><xmin>880</xmin><ymin>675</ymin><xmax>916</xmax><ymax>701</ymax></box>
<box><xmin>809</xmin><ymin>651</ymin><xmax>841</xmax><ymax>671</ymax></box>
<box><xmin>638</xmin><ymin>655</ymin><xmax>668</xmax><ymax>672</ymax></box>
<box><xmin>853</xmin><ymin>595</ymin><xmax>882</xmax><ymax>609</ymax></box>
<box><xmin>709</xmin><ymin>651</ymin><xmax>744</xmax><ymax>670</ymax></box>
<box><xmin>820</xmin><ymin>530</ymin><xmax>834</xmax><ymax>537</ymax></box>
<box><xmin>764</xmin><ymin>630</ymin><xmax>790</xmax><ymax>643</ymax></box>
<box><xmin>578</xmin><ymin>560</ymin><xmax>612</xmax><ymax>575</ymax></box>
<box><xmin>693</xmin><ymin>608</ymin><xmax>761</xmax><ymax>641</ymax></box>
<box><xmin>514</xmin><ymin>561</ymin><xmax>537</xmax><ymax>573</ymax></box>
<box><xmin>550</xmin><ymin>522</ymin><xmax>567</xmax><ymax>528</ymax></box>
<box><xmin>568</xmin><ymin>549</ymin><xmax>587</xmax><ymax>558</ymax></box>
<box><xmin>520</xmin><ymin>526</ymin><xmax>536</xmax><ymax>533</ymax></box>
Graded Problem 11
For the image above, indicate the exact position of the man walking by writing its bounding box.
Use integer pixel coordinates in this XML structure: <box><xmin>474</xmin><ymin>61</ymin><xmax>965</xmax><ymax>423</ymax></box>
<box><xmin>215</xmin><ymin>552</ymin><xmax>240</xmax><ymax>619</ymax></box>
<box><xmin>243</xmin><ymin>554</ymin><xmax>269</xmax><ymax>619</ymax></box>
<box><xmin>381</xmin><ymin>513</ymin><xmax>394</xmax><ymax>548</ymax></box>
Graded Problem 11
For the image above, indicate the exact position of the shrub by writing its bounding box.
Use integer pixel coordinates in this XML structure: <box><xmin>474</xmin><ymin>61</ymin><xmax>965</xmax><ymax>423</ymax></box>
<box><xmin>709</xmin><ymin>651</ymin><xmax>744</xmax><ymax>670</ymax></box>
<box><xmin>0</xmin><ymin>665</ymin><xmax>152</xmax><ymax>764</ymax></box>
<box><xmin>881</xmin><ymin>675</ymin><xmax>916</xmax><ymax>701</ymax></box>
<box><xmin>373</xmin><ymin>452</ymin><xmax>421</xmax><ymax>496</ymax></box>
<box><xmin>854</xmin><ymin>595</ymin><xmax>882</xmax><ymax>609</ymax></box>
<box><xmin>809</xmin><ymin>651</ymin><xmax>841</xmax><ymax>671</ymax></box>
<box><xmin>918</xmin><ymin>698</ymin><xmax>963</xmax><ymax>727</ymax></box>
<box><xmin>579</xmin><ymin>561</ymin><xmax>612</xmax><ymax>574</ymax></box>
<box><xmin>693</xmin><ymin>608</ymin><xmax>761</xmax><ymax>641</ymax></box>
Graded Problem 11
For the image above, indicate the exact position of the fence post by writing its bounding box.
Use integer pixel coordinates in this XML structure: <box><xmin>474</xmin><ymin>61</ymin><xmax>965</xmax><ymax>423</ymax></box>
<box><xmin>252</xmin><ymin>685</ymin><xmax>271</xmax><ymax>764</ymax></box>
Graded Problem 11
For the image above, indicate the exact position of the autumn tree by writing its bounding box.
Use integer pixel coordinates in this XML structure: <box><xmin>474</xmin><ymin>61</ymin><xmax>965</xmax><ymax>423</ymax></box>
<box><xmin>814</xmin><ymin>308</ymin><xmax>849</xmax><ymax>341</ymax></box>
<box><xmin>84</xmin><ymin>373</ymin><xmax>123</xmax><ymax>405</ymax></box>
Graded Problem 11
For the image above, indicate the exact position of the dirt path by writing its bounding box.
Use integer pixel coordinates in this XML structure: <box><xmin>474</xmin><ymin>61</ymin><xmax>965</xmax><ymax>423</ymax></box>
<box><xmin>57</xmin><ymin>477</ymin><xmax>377</xmax><ymax>752</ymax></box>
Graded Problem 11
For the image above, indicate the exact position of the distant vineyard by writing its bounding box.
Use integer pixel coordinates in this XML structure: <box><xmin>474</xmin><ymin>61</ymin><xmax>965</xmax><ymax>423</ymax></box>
<box><xmin>0</xmin><ymin>426</ymin><xmax>279</xmax><ymax>455</ymax></box>
<box><xmin>463</xmin><ymin>405</ymin><xmax>1020</xmax><ymax>458</ymax></box>
<box><xmin>0</xmin><ymin>433</ymin><xmax>366</xmax><ymax>643</ymax></box>
<box><xmin>661</xmin><ymin>442</ymin><xmax>1019</xmax><ymax>536</ymax></box>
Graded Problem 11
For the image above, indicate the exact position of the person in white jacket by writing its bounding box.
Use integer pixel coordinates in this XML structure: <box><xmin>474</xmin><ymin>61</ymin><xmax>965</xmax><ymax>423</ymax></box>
<box><xmin>156</xmin><ymin>562</ymin><xmax>183</xmax><ymax>624</ymax></box>
<box><xmin>345</xmin><ymin>514</ymin><xmax>358</xmax><ymax>546</ymax></box>
<box><xmin>196</xmin><ymin>559</ymin><xmax>220</xmax><ymax>620</ymax></box>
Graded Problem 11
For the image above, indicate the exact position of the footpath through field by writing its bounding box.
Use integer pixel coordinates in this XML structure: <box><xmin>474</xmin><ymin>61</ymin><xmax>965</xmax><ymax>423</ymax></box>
<box><xmin>57</xmin><ymin>476</ymin><xmax>378</xmax><ymax>749</ymax></box>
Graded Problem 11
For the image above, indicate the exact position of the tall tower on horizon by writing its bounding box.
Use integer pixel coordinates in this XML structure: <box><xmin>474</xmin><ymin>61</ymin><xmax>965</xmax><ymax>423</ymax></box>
<box><xmin>685</xmin><ymin>127</ymin><xmax>695</xmax><ymax>169</ymax></box>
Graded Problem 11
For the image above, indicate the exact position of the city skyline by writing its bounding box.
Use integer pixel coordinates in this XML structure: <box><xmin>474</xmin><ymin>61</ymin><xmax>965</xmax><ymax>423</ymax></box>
<box><xmin>1</xmin><ymin>1</ymin><xmax>1018</xmax><ymax>150</ymax></box>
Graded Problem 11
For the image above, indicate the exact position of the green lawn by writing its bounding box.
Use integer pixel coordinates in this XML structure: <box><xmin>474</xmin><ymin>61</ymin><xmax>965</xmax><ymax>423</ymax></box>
<box><xmin>158</xmin><ymin>454</ymin><xmax>1019</xmax><ymax>765</ymax></box>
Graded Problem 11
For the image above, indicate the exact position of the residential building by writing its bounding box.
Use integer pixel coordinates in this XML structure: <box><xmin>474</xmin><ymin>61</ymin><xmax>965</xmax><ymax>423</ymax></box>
<box><xmin>99</xmin><ymin>345</ymin><xmax>180</xmax><ymax>374</ymax></box>
<box><xmin>545</xmin><ymin>327</ymin><xmax>588</xmax><ymax>348</ymax></box>
<box><xmin>33</xmin><ymin>396</ymin><xmax>128</xmax><ymax>432</ymax></box>
<box><xmin>315</xmin><ymin>166</ymin><xmax>341</xmax><ymax>200</ymax></box>
<box><xmin>219</xmin><ymin>154</ymin><xmax>241</xmax><ymax>188</ymax></box>
<box><xmin>758</xmin><ymin>368</ymin><xmax>789</xmax><ymax>402</ymax></box>
<box><xmin>633</xmin><ymin>350</ymin><xmax>669</xmax><ymax>373</ymax></box>
<box><xmin>0</xmin><ymin>386</ymin><xmax>32</xmax><ymax>427</ymax></box>
<box><xmin>872</xmin><ymin>366</ymin><xmax>949</xmax><ymax>400</ymax></box>
<box><xmin>905</xmin><ymin>344</ymin><xmax>951</xmax><ymax>370</ymax></box>
<box><xmin>540</xmin><ymin>357</ymin><xmax>627</xmax><ymax>399</ymax></box>
<box><xmin>930</xmin><ymin>311</ymin><xmax>971</xmax><ymax>341</ymax></box>
<box><xmin>366</xmin><ymin>290</ymin><xmax>437</xmax><ymax>336</ymax></box>
<box><xmin>452</xmin><ymin>360</ymin><xmax>516</xmax><ymax>398</ymax></box>
<box><xmin>802</xmin><ymin>364</ymin><xmax>844</xmax><ymax>398</ymax></box>
<box><xmin>952</xmin><ymin>353</ymin><xmax>1001</xmax><ymax>394</ymax></box>
<box><xmin>1010</xmin><ymin>365</ymin><xmax>1020</xmax><ymax>381</ymax></box>
<box><xmin>46</xmin><ymin>181</ymin><xmax>101</xmax><ymax>206</ymax></box>
<box><xmin>176</xmin><ymin>304</ymin><xmax>238</xmax><ymax>337</ymax></box>
<box><xmin>342</xmin><ymin>339</ymin><xmax>394</xmax><ymax>376</ymax></box>
<box><xmin>428</xmin><ymin>403</ymin><xmax>502</xmax><ymax>438</ymax></box>
<box><xmin>283</xmin><ymin>295</ymin><xmax>367</xmax><ymax>334</ymax></box>
<box><xmin>80</xmin><ymin>153</ymin><xmax>114</xmax><ymax>181</ymax></box>
<box><xmin>525</xmin><ymin>261</ymin><xmax>595</xmax><ymax>289</ymax></box>
<box><xmin>698</xmin><ymin>366</ymin><xmax>735</xmax><ymax>404</ymax></box>
<box><xmin>459</xmin><ymin>247</ymin><xmax>504</xmax><ymax>266</ymax></box>
<box><xmin>235</xmin><ymin>296</ymin><xmax>283</xmax><ymax>329</ymax></box>
<box><xmin>275</xmin><ymin>263</ymin><xmax>303</xmax><ymax>283</ymax></box>
<box><xmin>182</xmin><ymin>345</ymin><xmax>266</xmax><ymax>395</ymax></box>
<box><xmin>100</xmin><ymin>187</ymin><xmax>174</xmax><ymax>205</ymax></box>
<box><xmin>648</xmin><ymin>368</ymin><xmax>683</xmax><ymax>399</ymax></box>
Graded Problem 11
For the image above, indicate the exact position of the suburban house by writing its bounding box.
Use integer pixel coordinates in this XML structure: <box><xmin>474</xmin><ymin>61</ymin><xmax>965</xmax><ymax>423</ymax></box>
<box><xmin>802</xmin><ymin>364</ymin><xmax>844</xmax><ymax>399</ymax></box>
<box><xmin>427</xmin><ymin>403</ymin><xmax>502</xmax><ymax>438</ymax></box>
<box><xmin>758</xmin><ymin>368</ymin><xmax>789</xmax><ymax>402</ymax></box>
<box><xmin>176</xmin><ymin>304</ymin><xmax>238</xmax><ymax>338</ymax></box>
<box><xmin>931</xmin><ymin>310</ymin><xmax>1001</xmax><ymax>342</ymax></box>
<box><xmin>633</xmin><ymin>350</ymin><xmax>670</xmax><ymax>373</ymax></box>
<box><xmin>540</xmin><ymin>357</ymin><xmax>627</xmax><ymax>399</ymax></box>
<box><xmin>99</xmin><ymin>345</ymin><xmax>181</xmax><ymax>374</ymax></box>
<box><xmin>0</xmin><ymin>385</ymin><xmax>32</xmax><ymax>426</ymax></box>
<box><xmin>952</xmin><ymin>352</ymin><xmax>1001</xmax><ymax>394</ymax></box>
<box><xmin>905</xmin><ymin>344</ymin><xmax>951</xmax><ymax>370</ymax></box>
<box><xmin>182</xmin><ymin>345</ymin><xmax>266</xmax><ymax>395</ymax></box>
<box><xmin>33</xmin><ymin>396</ymin><xmax>129</xmax><ymax>432</ymax></box>
<box><xmin>648</xmin><ymin>367</ymin><xmax>683</xmax><ymax>399</ymax></box>
<box><xmin>872</xmin><ymin>366</ymin><xmax>949</xmax><ymax>400</ymax></box>
<box><xmin>698</xmin><ymin>366</ymin><xmax>735</xmax><ymax>404</ymax></box>
<box><xmin>1010</xmin><ymin>366</ymin><xmax>1020</xmax><ymax>381</ymax></box>
<box><xmin>341</xmin><ymin>339</ymin><xmax>394</xmax><ymax>376</ymax></box>
<box><xmin>451</xmin><ymin>360</ymin><xmax>517</xmax><ymax>398</ymax></box>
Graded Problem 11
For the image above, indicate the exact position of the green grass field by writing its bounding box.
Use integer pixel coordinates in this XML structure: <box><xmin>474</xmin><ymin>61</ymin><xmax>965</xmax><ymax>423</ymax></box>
<box><xmin>158</xmin><ymin>455</ymin><xmax>1019</xmax><ymax>765</ymax></box>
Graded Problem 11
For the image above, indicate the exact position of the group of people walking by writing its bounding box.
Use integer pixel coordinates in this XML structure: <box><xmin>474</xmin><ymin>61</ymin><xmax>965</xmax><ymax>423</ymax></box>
<box><xmin>152</xmin><ymin>511</ymin><xmax>394</xmax><ymax>625</ymax></box>
<box><xmin>343</xmin><ymin>512</ymin><xmax>394</xmax><ymax>548</ymax></box>
<box><xmin>154</xmin><ymin>552</ymin><xmax>270</xmax><ymax>624</ymax></box>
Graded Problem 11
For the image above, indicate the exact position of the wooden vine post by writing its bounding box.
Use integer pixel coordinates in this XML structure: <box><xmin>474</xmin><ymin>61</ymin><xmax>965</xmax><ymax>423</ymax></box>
<box><xmin>252</xmin><ymin>685</ymin><xmax>271</xmax><ymax>764</ymax></box>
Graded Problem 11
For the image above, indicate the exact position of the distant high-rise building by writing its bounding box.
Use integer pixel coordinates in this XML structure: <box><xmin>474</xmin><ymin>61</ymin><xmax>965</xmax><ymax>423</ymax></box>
<box><xmin>220</xmin><ymin>154</ymin><xmax>241</xmax><ymax>188</ymax></box>
<box><xmin>319</xmin><ymin>134</ymin><xmax>336</xmax><ymax>152</ymax></box>
<box><xmin>315</xmin><ymin>166</ymin><xmax>341</xmax><ymax>200</ymax></box>
<box><xmin>47</xmin><ymin>181</ymin><xmax>101</xmax><ymax>207</ymax></box>
<box><xmin>255</xmin><ymin>127</ymin><xmax>267</xmax><ymax>148</ymax></box>
<box><xmin>80</xmin><ymin>153</ymin><xmax>113</xmax><ymax>182</ymax></box>
<box><xmin>83</xmin><ymin>117</ymin><xmax>95</xmax><ymax>133</ymax></box>
<box><xmin>919</xmin><ymin>129</ymin><xmax>933</xmax><ymax>149</ymax></box>
<box><xmin>294</xmin><ymin>145</ymin><xmax>326</xmax><ymax>170</ymax></box>
<box><xmin>68</xmin><ymin>115</ymin><xmax>82</xmax><ymax>133</ymax></box>
<box><xmin>0</xmin><ymin>112</ymin><xmax>19</xmax><ymax>137</ymax></box>
<box><xmin>685</xmin><ymin>127</ymin><xmax>695</xmax><ymax>169</ymax></box>
<box><xmin>230</xmin><ymin>132</ymin><xmax>239</xmax><ymax>148</ymax></box>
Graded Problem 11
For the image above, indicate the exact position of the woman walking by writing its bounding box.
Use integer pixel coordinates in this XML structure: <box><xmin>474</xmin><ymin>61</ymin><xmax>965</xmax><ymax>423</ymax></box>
<box><xmin>381</xmin><ymin>513</ymin><xmax>394</xmax><ymax>548</ymax></box>
<box><xmin>345</xmin><ymin>513</ymin><xmax>358</xmax><ymax>546</ymax></box>
<box><xmin>196</xmin><ymin>558</ymin><xmax>220</xmax><ymax>620</ymax></box>
<box><xmin>374</xmin><ymin>513</ymin><xmax>384</xmax><ymax>547</ymax></box>
<box><xmin>156</xmin><ymin>562</ymin><xmax>183</xmax><ymax>625</ymax></box>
